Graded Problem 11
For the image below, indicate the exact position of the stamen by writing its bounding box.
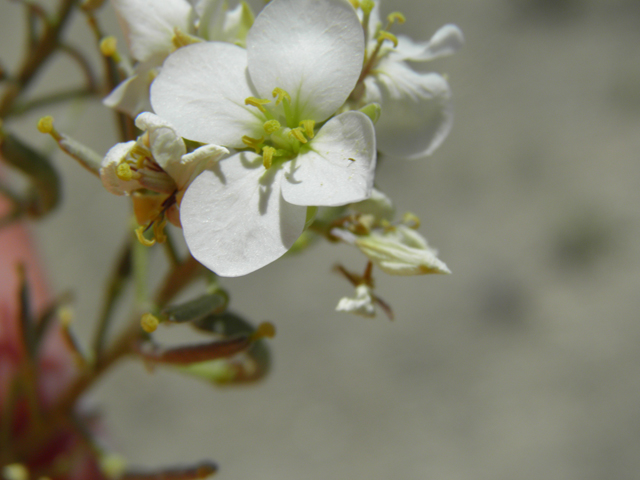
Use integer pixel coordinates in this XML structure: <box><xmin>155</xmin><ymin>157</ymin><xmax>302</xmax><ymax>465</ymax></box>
<box><xmin>135</xmin><ymin>225</ymin><xmax>156</xmax><ymax>247</ymax></box>
<box><xmin>387</xmin><ymin>12</ymin><xmax>406</xmax><ymax>25</ymax></box>
<box><xmin>141</xmin><ymin>313</ymin><xmax>160</xmax><ymax>333</ymax></box>
<box><xmin>241</xmin><ymin>135</ymin><xmax>264</xmax><ymax>153</ymax></box>
<box><xmin>272</xmin><ymin>87</ymin><xmax>291</xmax><ymax>106</ymax></box>
<box><xmin>377</xmin><ymin>30</ymin><xmax>398</xmax><ymax>48</ymax></box>
<box><xmin>288</xmin><ymin>127</ymin><xmax>307</xmax><ymax>144</ymax></box>
<box><xmin>245</xmin><ymin>97</ymin><xmax>271</xmax><ymax>113</ymax></box>
<box><xmin>263</xmin><ymin>119</ymin><xmax>281</xmax><ymax>135</ymax></box>
<box><xmin>299</xmin><ymin>120</ymin><xmax>316</xmax><ymax>139</ymax></box>
<box><xmin>116</xmin><ymin>163</ymin><xmax>135</xmax><ymax>181</ymax></box>
<box><xmin>262</xmin><ymin>146</ymin><xmax>275</xmax><ymax>169</ymax></box>
<box><xmin>348</xmin><ymin>0</ymin><xmax>359</xmax><ymax>8</ymax></box>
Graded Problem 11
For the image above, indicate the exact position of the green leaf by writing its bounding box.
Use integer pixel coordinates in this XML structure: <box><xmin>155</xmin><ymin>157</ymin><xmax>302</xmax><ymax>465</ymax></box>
<box><xmin>161</xmin><ymin>291</ymin><xmax>229</xmax><ymax>323</ymax></box>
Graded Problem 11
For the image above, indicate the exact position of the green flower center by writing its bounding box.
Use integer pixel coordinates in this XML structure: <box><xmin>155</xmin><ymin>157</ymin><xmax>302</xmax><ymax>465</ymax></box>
<box><xmin>243</xmin><ymin>88</ymin><xmax>317</xmax><ymax>169</ymax></box>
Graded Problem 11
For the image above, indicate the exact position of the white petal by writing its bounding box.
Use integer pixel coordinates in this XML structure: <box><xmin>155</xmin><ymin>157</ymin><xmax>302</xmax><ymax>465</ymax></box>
<box><xmin>111</xmin><ymin>0</ymin><xmax>196</xmax><ymax>63</ymax></box>
<box><xmin>135</xmin><ymin>113</ymin><xmax>186</xmax><ymax>177</ymax></box>
<box><xmin>151</xmin><ymin>42</ymin><xmax>264</xmax><ymax>148</ymax></box>
<box><xmin>180</xmin><ymin>152</ymin><xmax>306</xmax><ymax>276</ymax></box>
<box><xmin>393</xmin><ymin>24</ymin><xmax>464</xmax><ymax>62</ymax></box>
<box><xmin>100</xmin><ymin>141</ymin><xmax>141</xmax><ymax>195</ymax></box>
<box><xmin>247</xmin><ymin>0</ymin><xmax>364</xmax><ymax>123</ymax></box>
<box><xmin>372</xmin><ymin>64</ymin><xmax>453</xmax><ymax>159</ymax></box>
<box><xmin>176</xmin><ymin>144</ymin><xmax>229</xmax><ymax>190</ymax></box>
<box><xmin>103</xmin><ymin>73</ymin><xmax>153</xmax><ymax>117</ymax></box>
<box><xmin>280</xmin><ymin>112</ymin><xmax>376</xmax><ymax>207</ymax></box>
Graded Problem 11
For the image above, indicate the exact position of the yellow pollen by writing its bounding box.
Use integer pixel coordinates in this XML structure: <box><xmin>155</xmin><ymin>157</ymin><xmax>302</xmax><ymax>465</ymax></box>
<box><xmin>272</xmin><ymin>87</ymin><xmax>291</xmax><ymax>106</ymax></box>
<box><xmin>289</xmin><ymin>127</ymin><xmax>307</xmax><ymax>144</ymax></box>
<box><xmin>387</xmin><ymin>12</ymin><xmax>406</xmax><ymax>25</ymax></box>
<box><xmin>241</xmin><ymin>135</ymin><xmax>264</xmax><ymax>153</ymax></box>
<box><xmin>172</xmin><ymin>27</ymin><xmax>202</xmax><ymax>49</ymax></box>
<box><xmin>299</xmin><ymin>120</ymin><xmax>315</xmax><ymax>139</ymax></box>
<box><xmin>37</xmin><ymin>116</ymin><xmax>54</xmax><ymax>134</ymax></box>
<box><xmin>99</xmin><ymin>36</ymin><xmax>118</xmax><ymax>57</ymax></box>
<box><xmin>141</xmin><ymin>313</ymin><xmax>160</xmax><ymax>333</ymax></box>
<box><xmin>116</xmin><ymin>162</ymin><xmax>135</xmax><ymax>181</ymax></box>
<box><xmin>244</xmin><ymin>97</ymin><xmax>271</xmax><ymax>113</ymax></box>
<box><xmin>360</xmin><ymin>0</ymin><xmax>374</xmax><ymax>14</ymax></box>
<box><xmin>377</xmin><ymin>30</ymin><xmax>398</xmax><ymax>48</ymax></box>
<box><xmin>135</xmin><ymin>226</ymin><xmax>156</xmax><ymax>247</ymax></box>
<box><xmin>263</xmin><ymin>119</ymin><xmax>281</xmax><ymax>134</ymax></box>
<box><xmin>262</xmin><ymin>146</ymin><xmax>275</xmax><ymax>169</ymax></box>
<box><xmin>251</xmin><ymin>321</ymin><xmax>276</xmax><ymax>341</ymax></box>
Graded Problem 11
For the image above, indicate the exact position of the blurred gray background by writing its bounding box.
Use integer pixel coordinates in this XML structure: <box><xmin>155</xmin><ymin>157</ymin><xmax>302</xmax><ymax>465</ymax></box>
<box><xmin>2</xmin><ymin>0</ymin><xmax>640</xmax><ymax>478</ymax></box>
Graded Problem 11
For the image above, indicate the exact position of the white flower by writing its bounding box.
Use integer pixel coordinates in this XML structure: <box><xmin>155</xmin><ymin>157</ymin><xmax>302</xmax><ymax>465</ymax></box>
<box><xmin>104</xmin><ymin>0</ymin><xmax>254</xmax><ymax>116</ymax></box>
<box><xmin>151</xmin><ymin>0</ymin><xmax>376</xmax><ymax>277</ymax></box>
<box><xmin>336</xmin><ymin>284</ymin><xmax>376</xmax><ymax>318</ymax></box>
<box><xmin>355</xmin><ymin>3</ymin><xmax>464</xmax><ymax>159</ymax></box>
<box><xmin>100</xmin><ymin>112</ymin><xmax>228</xmax><ymax>197</ymax></box>
<box><xmin>104</xmin><ymin>0</ymin><xmax>197</xmax><ymax>116</ymax></box>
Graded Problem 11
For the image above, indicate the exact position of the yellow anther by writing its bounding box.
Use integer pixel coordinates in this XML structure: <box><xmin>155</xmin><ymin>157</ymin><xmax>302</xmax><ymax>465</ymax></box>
<box><xmin>288</xmin><ymin>127</ymin><xmax>307</xmax><ymax>144</ymax></box>
<box><xmin>116</xmin><ymin>162</ymin><xmax>134</xmax><ymax>181</ymax></box>
<box><xmin>377</xmin><ymin>30</ymin><xmax>398</xmax><ymax>48</ymax></box>
<box><xmin>299</xmin><ymin>120</ymin><xmax>316</xmax><ymax>139</ymax></box>
<box><xmin>245</xmin><ymin>97</ymin><xmax>271</xmax><ymax>113</ymax></box>
<box><xmin>387</xmin><ymin>12</ymin><xmax>406</xmax><ymax>25</ymax></box>
<box><xmin>348</xmin><ymin>0</ymin><xmax>359</xmax><ymax>8</ymax></box>
<box><xmin>263</xmin><ymin>119</ymin><xmax>281</xmax><ymax>135</ymax></box>
<box><xmin>141</xmin><ymin>313</ymin><xmax>160</xmax><ymax>333</ymax></box>
<box><xmin>99</xmin><ymin>36</ymin><xmax>118</xmax><ymax>57</ymax></box>
<box><xmin>262</xmin><ymin>146</ymin><xmax>275</xmax><ymax>169</ymax></box>
<box><xmin>251</xmin><ymin>321</ymin><xmax>276</xmax><ymax>341</ymax></box>
<box><xmin>241</xmin><ymin>135</ymin><xmax>264</xmax><ymax>153</ymax></box>
<box><xmin>402</xmin><ymin>211</ymin><xmax>421</xmax><ymax>229</ymax></box>
<box><xmin>2</xmin><ymin>464</ymin><xmax>29</xmax><ymax>480</ymax></box>
<box><xmin>135</xmin><ymin>226</ymin><xmax>156</xmax><ymax>247</ymax></box>
<box><xmin>272</xmin><ymin>87</ymin><xmax>291</xmax><ymax>106</ymax></box>
<box><xmin>172</xmin><ymin>27</ymin><xmax>203</xmax><ymax>49</ymax></box>
<box><xmin>37</xmin><ymin>116</ymin><xmax>54</xmax><ymax>134</ymax></box>
<box><xmin>360</xmin><ymin>0</ymin><xmax>374</xmax><ymax>14</ymax></box>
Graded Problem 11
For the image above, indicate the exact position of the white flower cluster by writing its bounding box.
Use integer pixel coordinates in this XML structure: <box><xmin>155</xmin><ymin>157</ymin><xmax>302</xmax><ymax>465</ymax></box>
<box><xmin>100</xmin><ymin>0</ymin><xmax>463</xmax><ymax>315</ymax></box>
